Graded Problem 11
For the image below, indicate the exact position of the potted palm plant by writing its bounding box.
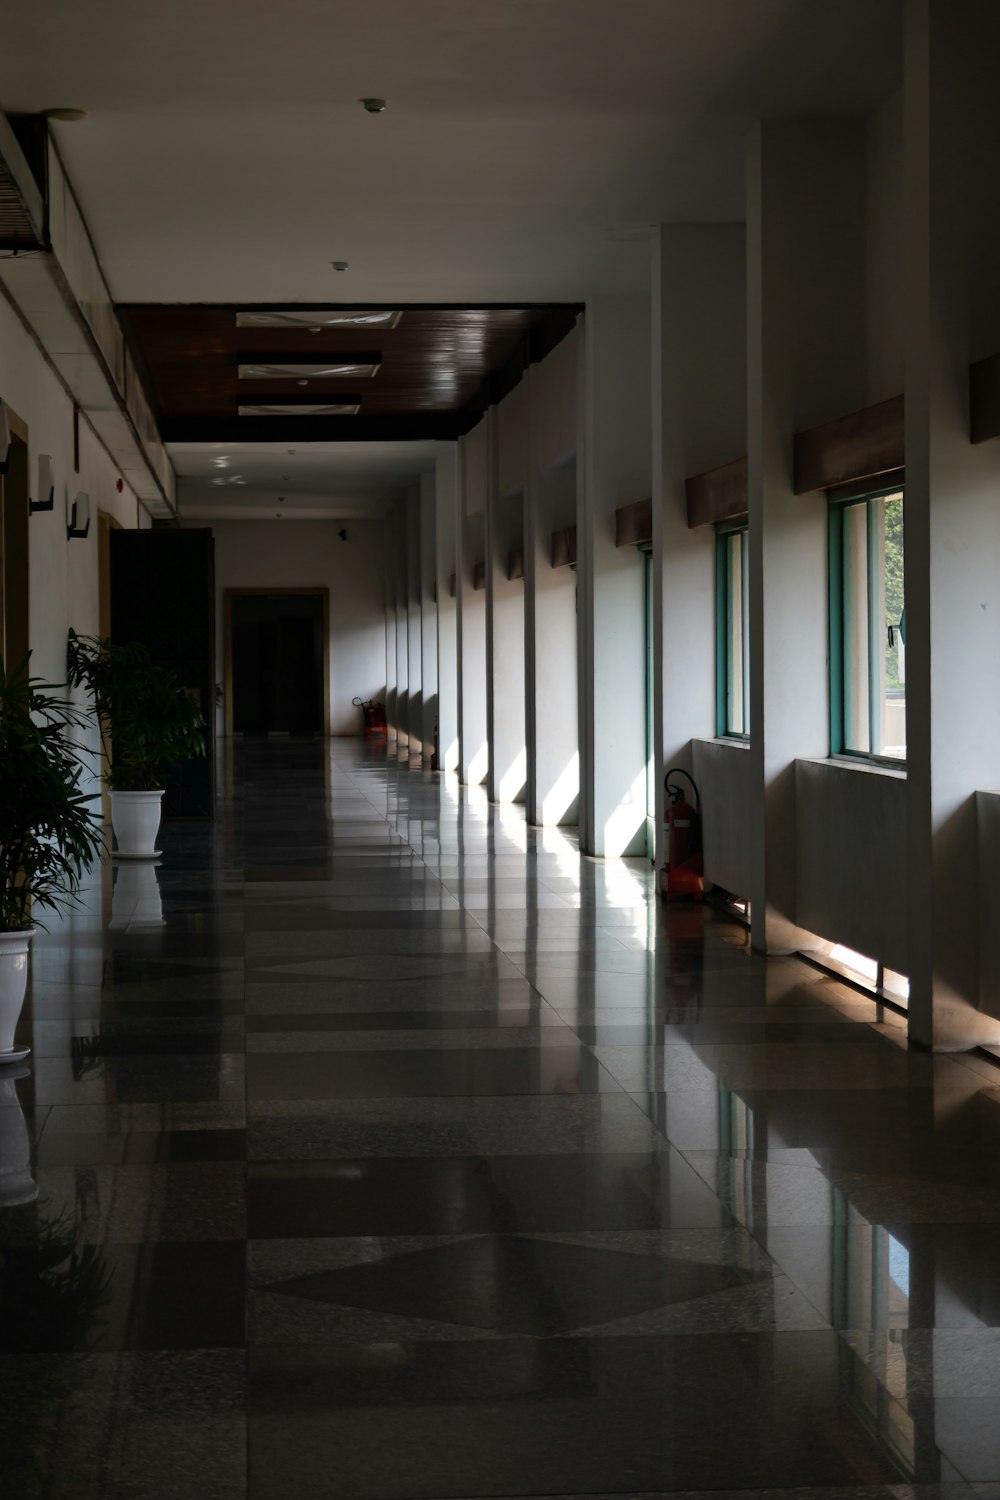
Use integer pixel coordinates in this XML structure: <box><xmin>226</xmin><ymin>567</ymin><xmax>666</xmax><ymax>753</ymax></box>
<box><xmin>67</xmin><ymin>630</ymin><xmax>207</xmax><ymax>859</ymax></box>
<box><xmin>0</xmin><ymin>655</ymin><xmax>103</xmax><ymax>1061</ymax></box>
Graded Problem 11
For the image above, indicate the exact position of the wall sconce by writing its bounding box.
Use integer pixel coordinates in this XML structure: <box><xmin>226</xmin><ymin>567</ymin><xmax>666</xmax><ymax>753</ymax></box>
<box><xmin>67</xmin><ymin>491</ymin><xmax>90</xmax><ymax>539</ymax></box>
<box><xmin>0</xmin><ymin>407</ymin><xmax>9</xmax><ymax>476</ymax></box>
<box><xmin>30</xmin><ymin>455</ymin><xmax>54</xmax><ymax>513</ymax></box>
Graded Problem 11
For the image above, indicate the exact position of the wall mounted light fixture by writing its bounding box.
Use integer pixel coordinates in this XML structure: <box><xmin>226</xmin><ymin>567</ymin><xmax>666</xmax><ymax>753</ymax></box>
<box><xmin>29</xmin><ymin>455</ymin><xmax>54</xmax><ymax>513</ymax></box>
<box><xmin>67</xmin><ymin>491</ymin><xmax>90</xmax><ymax>539</ymax></box>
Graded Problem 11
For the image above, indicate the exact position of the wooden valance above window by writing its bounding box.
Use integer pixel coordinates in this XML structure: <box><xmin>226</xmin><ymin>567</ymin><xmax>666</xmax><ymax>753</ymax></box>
<box><xmin>794</xmin><ymin>394</ymin><xmax>904</xmax><ymax>494</ymax></box>
<box><xmin>550</xmin><ymin>525</ymin><xmax>576</xmax><ymax>569</ymax></box>
<box><xmin>614</xmin><ymin>497</ymin><xmax>653</xmax><ymax>547</ymax></box>
<box><xmin>686</xmin><ymin>456</ymin><xmax>748</xmax><ymax>528</ymax></box>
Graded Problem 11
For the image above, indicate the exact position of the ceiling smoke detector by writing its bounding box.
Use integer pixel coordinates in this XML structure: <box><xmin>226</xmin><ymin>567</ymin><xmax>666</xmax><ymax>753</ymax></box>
<box><xmin>360</xmin><ymin>98</ymin><xmax>386</xmax><ymax>113</ymax></box>
<box><xmin>331</xmin><ymin>261</ymin><xmax>349</xmax><ymax>272</ymax></box>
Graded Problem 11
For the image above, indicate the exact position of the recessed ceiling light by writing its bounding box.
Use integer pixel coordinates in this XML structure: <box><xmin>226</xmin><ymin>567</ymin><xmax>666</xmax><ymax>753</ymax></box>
<box><xmin>43</xmin><ymin>107</ymin><xmax>88</xmax><ymax>121</ymax></box>
<box><xmin>236</xmin><ymin>310</ymin><xmax>401</xmax><ymax>329</ymax></box>
<box><xmin>237</xmin><ymin>362</ymin><xmax>380</xmax><ymax>380</ymax></box>
<box><xmin>238</xmin><ymin>402</ymin><xmax>361</xmax><ymax>416</ymax></box>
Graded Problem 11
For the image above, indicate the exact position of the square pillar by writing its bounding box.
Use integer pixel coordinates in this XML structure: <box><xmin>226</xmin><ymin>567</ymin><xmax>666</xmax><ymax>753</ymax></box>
<box><xmin>903</xmin><ymin>0</ymin><xmax>1000</xmax><ymax>1049</ymax></box>
<box><xmin>577</xmin><ymin>295</ymin><xmax>652</xmax><ymax>857</ymax></box>
<box><xmin>435</xmin><ymin>448</ymin><xmax>460</xmax><ymax>773</ymax></box>
<box><xmin>746</xmin><ymin>119</ymin><xmax>867</xmax><ymax>951</ymax></box>
<box><xmin>419</xmin><ymin>471</ymin><xmax>438</xmax><ymax>763</ymax></box>
<box><xmin>459</xmin><ymin>422</ymin><xmax>488</xmax><ymax>786</ymax></box>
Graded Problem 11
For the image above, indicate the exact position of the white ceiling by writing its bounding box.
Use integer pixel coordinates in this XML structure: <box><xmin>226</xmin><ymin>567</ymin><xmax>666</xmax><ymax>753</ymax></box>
<box><xmin>2</xmin><ymin>0</ymin><xmax>901</xmax><ymax>305</ymax></box>
<box><xmin>1</xmin><ymin>0</ymin><xmax>901</xmax><ymax>514</ymax></box>
<box><xmin>172</xmin><ymin>440</ymin><xmax>446</xmax><ymax>520</ymax></box>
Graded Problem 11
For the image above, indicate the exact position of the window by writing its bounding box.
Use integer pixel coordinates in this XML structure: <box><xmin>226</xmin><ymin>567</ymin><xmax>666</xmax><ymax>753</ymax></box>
<box><xmin>716</xmin><ymin>522</ymin><xmax>749</xmax><ymax>737</ymax></box>
<box><xmin>829</xmin><ymin>484</ymin><xmax>905</xmax><ymax>762</ymax></box>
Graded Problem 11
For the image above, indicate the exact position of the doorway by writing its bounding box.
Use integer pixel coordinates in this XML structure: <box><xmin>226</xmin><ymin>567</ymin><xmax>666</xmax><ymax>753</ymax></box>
<box><xmin>226</xmin><ymin>589</ymin><xmax>329</xmax><ymax>736</ymax></box>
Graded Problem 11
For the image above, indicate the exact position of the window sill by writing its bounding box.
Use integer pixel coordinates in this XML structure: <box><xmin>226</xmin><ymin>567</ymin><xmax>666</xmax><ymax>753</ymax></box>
<box><xmin>799</xmin><ymin>754</ymin><xmax>906</xmax><ymax>781</ymax></box>
<box><xmin>697</xmin><ymin>735</ymin><xmax>751</xmax><ymax>751</ymax></box>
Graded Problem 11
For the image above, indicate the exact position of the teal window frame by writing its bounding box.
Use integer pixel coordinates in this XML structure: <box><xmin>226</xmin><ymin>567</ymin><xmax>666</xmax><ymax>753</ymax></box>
<box><xmin>715</xmin><ymin>520</ymin><xmax>750</xmax><ymax>739</ymax></box>
<box><xmin>828</xmin><ymin>480</ymin><xmax>906</xmax><ymax>766</ymax></box>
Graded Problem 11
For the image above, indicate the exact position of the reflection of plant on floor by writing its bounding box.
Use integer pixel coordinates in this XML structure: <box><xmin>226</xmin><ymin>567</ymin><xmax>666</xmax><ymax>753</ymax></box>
<box><xmin>0</xmin><ymin>1203</ymin><xmax>114</xmax><ymax>1350</ymax></box>
<box><xmin>70</xmin><ymin>1027</ymin><xmax>107</xmax><ymax>1080</ymax></box>
<box><xmin>0</xmin><ymin>1205</ymin><xmax>116</xmax><ymax>1495</ymax></box>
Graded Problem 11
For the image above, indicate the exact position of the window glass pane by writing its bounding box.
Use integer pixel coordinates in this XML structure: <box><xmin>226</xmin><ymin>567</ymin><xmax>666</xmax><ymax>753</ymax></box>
<box><xmin>726</xmin><ymin>530</ymin><xmax>746</xmax><ymax>734</ymax></box>
<box><xmin>876</xmin><ymin>491</ymin><xmax>906</xmax><ymax>760</ymax></box>
<box><xmin>842</xmin><ymin>500</ymin><xmax>870</xmax><ymax>753</ymax></box>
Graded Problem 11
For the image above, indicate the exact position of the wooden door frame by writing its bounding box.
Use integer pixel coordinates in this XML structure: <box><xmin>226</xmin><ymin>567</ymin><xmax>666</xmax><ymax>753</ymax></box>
<box><xmin>223</xmin><ymin>586</ymin><xmax>330</xmax><ymax>737</ymax></box>
<box><xmin>0</xmin><ymin>401</ymin><xmax>30</xmax><ymax>670</ymax></box>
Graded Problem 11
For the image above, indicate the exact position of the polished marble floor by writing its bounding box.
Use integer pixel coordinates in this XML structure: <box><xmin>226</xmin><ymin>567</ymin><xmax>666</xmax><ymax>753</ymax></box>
<box><xmin>4</xmin><ymin>738</ymin><xmax>1000</xmax><ymax>1499</ymax></box>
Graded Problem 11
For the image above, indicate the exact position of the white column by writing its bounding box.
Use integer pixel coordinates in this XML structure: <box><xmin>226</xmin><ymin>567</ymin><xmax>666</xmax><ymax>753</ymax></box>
<box><xmin>746</xmin><ymin>119</ymin><xmax>867</xmax><ymax>951</ymax></box>
<box><xmin>526</xmin><ymin>351</ymin><xmax>579</xmax><ymax>827</ymax></box>
<box><xmin>487</xmin><ymin>396</ymin><xmax>527</xmax><ymax>803</ymax></box>
<box><xmin>419</xmin><ymin>471</ymin><xmax>438</xmax><ymax>763</ymax></box>
<box><xmin>577</xmin><ymin>296</ymin><xmax>652</xmax><ymax>857</ymax></box>
<box><xmin>651</xmin><ymin>224</ymin><xmax>746</xmax><ymax>867</ymax></box>
<box><xmin>383</xmin><ymin>511</ymin><xmax>399</xmax><ymax>741</ymax></box>
<box><xmin>435</xmin><ymin>447</ymin><xmax>460</xmax><ymax>773</ymax></box>
<box><xmin>394</xmin><ymin>497</ymin><xmax>409</xmax><ymax>752</ymax></box>
<box><xmin>903</xmin><ymin>0</ymin><xmax>1000</xmax><ymax>1049</ymax></box>
<box><xmin>459</xmin><ymin>422</ymin><xmax>488</xmax><ymax>785</ymax></box>
<box><xmin>406</xmin><ymin>490</ymin><xmax>423</xmax><ymax>757</ymax></box>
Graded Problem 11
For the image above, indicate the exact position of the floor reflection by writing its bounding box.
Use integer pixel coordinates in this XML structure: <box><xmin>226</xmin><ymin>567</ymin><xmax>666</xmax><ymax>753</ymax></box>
<box><xmin>0</xmin><ymin>740</ymin><xmax>997</xmax><ymax>1496</ymax></box>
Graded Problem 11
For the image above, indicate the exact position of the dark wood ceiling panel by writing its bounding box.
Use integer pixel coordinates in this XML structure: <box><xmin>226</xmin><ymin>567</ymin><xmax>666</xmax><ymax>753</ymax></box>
<box><xmin>118</xmin><ymin>303</ymin><xmax>580</xmax><ymax>442</ymax></box>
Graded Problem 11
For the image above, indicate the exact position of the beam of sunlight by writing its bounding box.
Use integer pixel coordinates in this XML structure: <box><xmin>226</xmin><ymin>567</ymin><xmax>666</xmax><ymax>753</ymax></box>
<box><xmin>540</xmin><ymin>752</ymin><xmax>580</xmax><ymax>827</ymax></box>
<box><xmin>498</xmin><ymin>746</ymin><xmax>527</xmax><ymax>805</ymax></box>
<box><xmin>602</xmin><ymin>766</ymin><xmax>649</xmax><ymax>859</ymax></box>
<box><xmin>467</xmin><ymin>743</ymin><xmax>489</xmax><ymax>787</ymax></box>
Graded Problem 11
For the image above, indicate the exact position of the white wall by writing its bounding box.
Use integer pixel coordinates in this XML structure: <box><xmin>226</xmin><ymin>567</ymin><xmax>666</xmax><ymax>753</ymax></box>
<box><xmin>866</xmin><ymin>89</ymin><xmax>905</xmax><ymax>405</ymax></box>
<box><xmin>0</xmin><ymin>291</ymin><xmax>148</xmax><ymax>682</ymax></box>
<box><xmin>796</xmin><ymin>758</ymin><xmax>908</xmax><ymax>973</ymax></box>
<box><xmin>205</xmin><ymin>518</ymin><xmax>385</xmax><ymax>736</ymax></box>
<box><xmin>653</xmin><ymin>223</ymin><xmax>746</xmax><ymax>868</ymax></box>
<box><xmin>0</xmin><ymin>288</ymin><xmax>148</xmax><ymax>801</ymax></box>
<box><xmin>692</xmin><ymin>739</ymin><xmax>755</xmax><ymax>899</ymax></box>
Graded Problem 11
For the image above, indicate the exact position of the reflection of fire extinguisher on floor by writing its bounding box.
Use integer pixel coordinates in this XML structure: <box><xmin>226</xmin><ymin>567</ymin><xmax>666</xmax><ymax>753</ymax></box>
<box><xmin>662</xmin><ymin>768</ymin><xmax>704</xmax><ymax>900</ymax></box>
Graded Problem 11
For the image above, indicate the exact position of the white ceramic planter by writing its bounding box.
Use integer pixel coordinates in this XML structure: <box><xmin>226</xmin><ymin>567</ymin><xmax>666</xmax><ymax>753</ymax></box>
<box><xmin>111</xmin><ymin>789</ymin><xmax>164</xmax><ymax>859</ymax></box>
<box><xmin>110</xmin><ymin>860</ymin><xmax>164</xmax><ymax>930</ymax></box>
<box><xmin>0</xmin><ymin>1068</ymin><xmax>37</xmax><ymax>1205</ymax></box>
<box><xmin>0</xmin><ymin>928</ymin><xmax>34</xmax><ymax>1060</ymax></box>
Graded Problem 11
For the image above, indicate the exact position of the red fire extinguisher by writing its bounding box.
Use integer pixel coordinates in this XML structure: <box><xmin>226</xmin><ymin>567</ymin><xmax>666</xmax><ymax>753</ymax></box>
<box><xmin>664</xmin><ymin>768</ymin><xmax>704</xmax><ymax>900</ymax></box>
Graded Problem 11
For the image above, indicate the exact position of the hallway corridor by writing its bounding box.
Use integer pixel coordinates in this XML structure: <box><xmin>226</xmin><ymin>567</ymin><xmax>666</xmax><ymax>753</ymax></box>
<box><xmin>4</xmin><ymin>740</ymin><xmax>1000</xmax><ymax>1498</ymax></box>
